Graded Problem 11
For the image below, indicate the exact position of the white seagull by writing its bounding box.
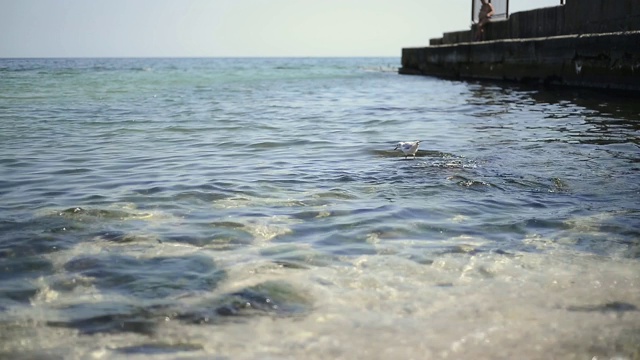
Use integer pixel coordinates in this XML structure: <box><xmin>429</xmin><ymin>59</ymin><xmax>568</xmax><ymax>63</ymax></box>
<box><xmin>394</xmin><ymin>140</ymin><xmax>421</xmax><ymax>159</ymax></box>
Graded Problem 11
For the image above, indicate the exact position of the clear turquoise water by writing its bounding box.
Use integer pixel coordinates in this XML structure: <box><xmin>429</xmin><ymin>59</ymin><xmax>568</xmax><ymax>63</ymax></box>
<box><xmin>1</xmin><ymin>58</ymin><xmax>639</xmax><ymax>359</ymax></box>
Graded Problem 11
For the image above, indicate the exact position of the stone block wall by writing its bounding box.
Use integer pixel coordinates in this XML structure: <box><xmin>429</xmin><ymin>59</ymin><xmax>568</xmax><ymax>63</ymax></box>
<box><xmin>509</xmin><ymin>5</ymin><xmax>565</xmax><ymax>39</ymax></box>
<box><xmin>429</xmin><ymin>0</ymin><xmax>640</xmax><ymax>45</ymax></box>
<box><xmin>400</xmin><ymin>31</ymin><xmax>640</xmax><ymax>92</ymax></box>
<box><xmin>564</xmin><ymin>0</ymin><xmax>640</xmax><ymax>34</ymax></box>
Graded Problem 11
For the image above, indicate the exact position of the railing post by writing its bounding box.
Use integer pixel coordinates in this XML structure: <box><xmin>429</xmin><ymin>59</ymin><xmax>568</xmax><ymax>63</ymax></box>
<box><xmin>471</xmin><ymin>0</ymin><xmax>475</xmax><ymax>23</ymax></box>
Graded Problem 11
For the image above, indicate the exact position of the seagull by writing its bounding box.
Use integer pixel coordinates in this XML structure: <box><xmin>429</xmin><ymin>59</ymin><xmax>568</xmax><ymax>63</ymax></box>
<box><xmin>394</xmin><ymin>140</ymin><xmax>421</xmax><ymax>159</ymax></box>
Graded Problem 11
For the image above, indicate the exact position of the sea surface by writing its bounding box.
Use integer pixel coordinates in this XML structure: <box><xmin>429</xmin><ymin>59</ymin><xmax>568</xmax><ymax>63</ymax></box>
<box><xmin>1</xmin><ymin>57</ymin><xmax>639</xmax><ymax>359</ymax></box>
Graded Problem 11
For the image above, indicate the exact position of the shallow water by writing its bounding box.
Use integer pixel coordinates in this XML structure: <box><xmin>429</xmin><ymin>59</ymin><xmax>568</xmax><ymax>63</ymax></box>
<box><xmin>1</xmin><ymin>58</ymin><xmax>639</xmax><ymax>359</ymax></box>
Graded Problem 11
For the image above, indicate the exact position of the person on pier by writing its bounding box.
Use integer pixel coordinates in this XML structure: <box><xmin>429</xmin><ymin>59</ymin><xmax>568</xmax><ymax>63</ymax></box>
<box><xmin>476</xmin><ymin>0</ymin><xmax>495</xmax><ymax>41</ymax></box>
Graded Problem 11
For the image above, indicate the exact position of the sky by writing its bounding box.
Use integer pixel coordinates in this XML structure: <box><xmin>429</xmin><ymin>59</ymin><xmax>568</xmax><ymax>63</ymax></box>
<box><xmin>0</xmin><ymin>0</ymin><xmax>563</xmax><ymax>58</ymax></box>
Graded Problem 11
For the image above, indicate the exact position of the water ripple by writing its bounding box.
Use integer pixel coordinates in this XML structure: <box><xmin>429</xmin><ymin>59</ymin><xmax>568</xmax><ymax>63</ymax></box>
<box><xmin>1</xmin><ymin>58</ymin><xmax>640</xmax><ymax>358</ymax></box>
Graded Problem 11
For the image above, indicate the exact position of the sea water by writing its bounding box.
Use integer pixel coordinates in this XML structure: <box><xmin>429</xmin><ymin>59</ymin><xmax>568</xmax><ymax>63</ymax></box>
<box><xmin>1</xmin><ymin>57</ymin><xmax>639</xmax><ymax>359</ymax></box>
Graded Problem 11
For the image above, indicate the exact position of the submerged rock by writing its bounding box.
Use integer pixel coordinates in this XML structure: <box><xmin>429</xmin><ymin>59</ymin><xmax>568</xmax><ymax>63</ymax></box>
<box><xmin>115</xmin><ymin>343</ymin><xmax>203</xmax><ymax>355</ymax></box>
<box><xmin>61</xmin><ymin>253</ymin><xmax>225</xmax><ymax>299</ymax></box>
<box><xmin>91</xmin><ymin>230</ymin><xmax>135</xmax><ymax>243</ymax></box>
<box><xmin>218</xmin><ymin>280</ymin><xmax>311</xmax><ymax>316</ymax></box>
<box><xmin>49</xmin><ymin>313</ymin><xmax>156</xmax><ymax>335</ymax></box>
<box><xmin>57</xmin><ymin>207</ymin><xmax>148</xmax><ymax>221</ymax></box>
<box><xmin>46</xmin><ymin>301</ymin><xmax>160</xmax><ymax>335</ymax></box>
<box><xmin>260</xmin><ymin>244</ymin><xmax>336</xmax><ymax>267</ymax></box>
<box><xmin>44</xmin><ymin>279</ymin><xmax>311</xmax><ymax>335</ymax></box>
<box><xmin>178</xmin><ymin>280</ymin><xmax>312</xmax><ymax>323</ymax></box>
<box><xmin>566</xmin><ymin>301</ymin><xmax>638</xmax><ymax>313</ymax></box>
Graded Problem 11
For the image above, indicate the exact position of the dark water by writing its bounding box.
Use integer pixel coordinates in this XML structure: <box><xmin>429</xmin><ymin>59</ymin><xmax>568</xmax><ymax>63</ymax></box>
<box><xmin>1</xmin><ymin>58</ymin><xmax>639</xmax><ymax>359</ymax></box>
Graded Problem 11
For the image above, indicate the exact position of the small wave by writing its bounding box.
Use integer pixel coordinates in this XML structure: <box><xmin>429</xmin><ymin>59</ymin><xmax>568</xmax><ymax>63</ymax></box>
<box><xmin>248</xmin><ymin>141</ymin><xmax>289</xmax><ymax>149</ymax></box>
<box><xmin>246</xmin><ymin>139</ymin><xmax>331</xmax><ymax>149</ymax></box>
<box><xmin>359</xmin><ymin>65</ymin><xmax>399</xmax><ymax>73</ymax></box>
<box><xmin>51</xmin><ymin>168</ymin><xmax>93</xmax><ymax>175</ymax></box>
<box><xmin>373</xmin><ymin>148</ymin><xmax>461</xmax><ymax>159</ymax></box>
<box><xmin>174</xmin><ymin>190</ymin><xmax>228</xmax><ymax>203</ymax></box>
<box><xmin>447</xmin><ymin>175</ymin><xmax>500</xmax><ymax>190</ymax></box>
<box><xmin>500</xmin><ymin>176</ymin><xmax>570</xmax><ymax>193</ymax></box>
<box><xmin>210</xmin><ymin>221</ymin><xmax>246</xmax><ymax>229</ymax></box>
<box><xmin>313</xmin><ymin>189</ymin><xmax>358</xmax><ymax>200</ymax></box>
<box><xmin>260</xmin><ymin>244</ymin><xmax>336</xmax><ymax>267</ymax></box>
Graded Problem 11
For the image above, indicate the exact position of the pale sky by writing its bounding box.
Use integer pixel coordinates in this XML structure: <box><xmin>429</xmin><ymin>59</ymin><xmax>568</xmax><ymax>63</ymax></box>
<box><xmin>0</xmin><ymin>0</ymin><xmax>563</xmax><ymax>57</ymax></box>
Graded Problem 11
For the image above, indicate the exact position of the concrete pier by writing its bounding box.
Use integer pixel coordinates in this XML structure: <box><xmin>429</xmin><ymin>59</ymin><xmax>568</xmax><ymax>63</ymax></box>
<box><xmin>400</xmin><ymin>0</ymin><xmax>640</xmax><ymax>92</ymax></box>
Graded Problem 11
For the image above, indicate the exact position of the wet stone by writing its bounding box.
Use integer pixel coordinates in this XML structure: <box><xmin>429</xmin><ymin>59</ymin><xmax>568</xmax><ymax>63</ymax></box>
<box><xmin>435</xmin><ymin>282</ymin><xmax>455</xmax><ymax>287</ymax></box>
<box><xmin>48</xmin><ymin>312</ymin><xmax>157</xmax><ymax>335</ymax></box>
<box><xmin>260</xmin><ymin>245</ymin><xmax>336</xmax><ymax>267</ymax></box>
<box><xmin>91</xmin><ymin>230</ymin><xmax>134</xmax><ymax>243</ymax></box>
<box><xmin>448</xmin><ymin>244</ymin><xmax>481</xmax><ymax>255</ymax></box>
<box><xmin>272</xmin><ymin>260</ymin><xmax>310</xmax><ymax>269</ymax></box>
<box><xmin>567</xmin><ymin>301</ymin><xmax>638</xmax><ymax>313</ymax></box>
<box><xmin>115</xmin><ymin>343</ymin><xmax>203</xmax><ymax>355</ymax></box>
<box><xmin>209</xmin><ymin>221</ymin><xmax>245</xmax><ymax>229</ymax></box>
<box><xmin>46</xmin><ymin>300</ymin><xmax>161</xmax><ymax>335</ymax></box>
<box><xmin>177</xmin><ymin>280</ymin><xmax>312</xmax><ymax>323</ymax></box>
<box><xmin>163</xmin><ymin>234</ymin><xmax>216</xmax><ymax>247</ymax></box>
<box><xmin>57</xmin><ymin>207</ymin><xmax>138</xmax><ymax>221</ymax></box>
<box><xmin>492</xmin><ymin>248</ymin><xmax>515</xmax><ymax>256</ymax></box>
<box><xmin>210</xmin><ymin>232</ymin><xmax>254</xmax><ymax>247</ymax></box>
<box><xmin>60</xmin><ymin>207</ymin><xmax>84</xmax><ymax>214</ymax></box>
<box><xmin>50</xmin><ymin>275</ymin><xmax>94</xmax><ymax>292</ymax></box>
<box><xmin>218</xmin><ymin>281</ymin><xmax>312</xmax><ymax>316</ymax></box>
<box><xmin>404</xmin><ymin>253</ymin><xmax>434</xmax><ymax>265</ymax></box>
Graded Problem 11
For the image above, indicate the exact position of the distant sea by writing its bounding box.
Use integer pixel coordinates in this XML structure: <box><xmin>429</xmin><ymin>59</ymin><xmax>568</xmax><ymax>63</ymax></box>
<box><xmin>1</xmin><ymin>57</ymin><xmax>639</xmax><ymax>359</ymax></box>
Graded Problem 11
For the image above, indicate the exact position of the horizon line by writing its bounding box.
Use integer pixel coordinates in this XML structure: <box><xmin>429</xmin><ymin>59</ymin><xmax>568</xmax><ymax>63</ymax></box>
<box><xmin>0</xmin><ymin>55</ymin><xmax>401</xmax><ymax>60</ymax></box>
